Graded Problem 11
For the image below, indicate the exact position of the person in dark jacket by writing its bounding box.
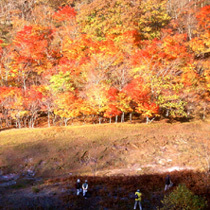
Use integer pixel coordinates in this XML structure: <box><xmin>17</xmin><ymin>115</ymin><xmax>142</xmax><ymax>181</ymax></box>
<box><xmin>164</xmin><ymin>175</ymin><xmax>173</xmax><ymax>191</ymax></box>
<box><xmin>76</xmin><ymin>179</ymin><xmax>82</xmax><ymax>195</ymax></box>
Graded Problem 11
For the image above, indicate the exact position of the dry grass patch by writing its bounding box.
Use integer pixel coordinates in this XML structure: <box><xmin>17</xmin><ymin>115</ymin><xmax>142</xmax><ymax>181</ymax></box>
<box><xmin>0</xmin><ymin>120</ymin><xmax>209</xmax><ymax>176</ymax></box>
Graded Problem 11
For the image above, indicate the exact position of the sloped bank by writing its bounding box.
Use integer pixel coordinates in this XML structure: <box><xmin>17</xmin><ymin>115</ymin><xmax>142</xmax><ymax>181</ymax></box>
<box><xmin>0</xmin><ymin>121</ymin><xmax>209</xmax><ymax>178</ymax></box>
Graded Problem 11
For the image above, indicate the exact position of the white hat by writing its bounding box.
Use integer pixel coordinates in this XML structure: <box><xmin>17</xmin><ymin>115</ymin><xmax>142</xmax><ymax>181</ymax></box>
<box><xmin>77</xmin><ymin>179</ymin><xmax>80</xmax><ymax>182</ymax></box>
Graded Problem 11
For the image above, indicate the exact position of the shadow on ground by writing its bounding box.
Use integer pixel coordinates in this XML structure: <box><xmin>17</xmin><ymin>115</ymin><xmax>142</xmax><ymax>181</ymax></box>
<box><xmin>0</xmin><ymin>170</ymin><xmax>209</xmax><ymax>209</ymax></box>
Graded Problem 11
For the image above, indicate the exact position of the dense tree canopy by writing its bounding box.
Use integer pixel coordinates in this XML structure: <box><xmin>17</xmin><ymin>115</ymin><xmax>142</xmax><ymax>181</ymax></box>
<box><xmin>0</xmin><ymin>0</ymin><xmax>209</xmax><ymax>128</ymax></box>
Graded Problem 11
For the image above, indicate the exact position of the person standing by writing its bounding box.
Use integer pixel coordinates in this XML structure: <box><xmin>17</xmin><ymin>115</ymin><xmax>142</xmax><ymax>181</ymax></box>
<box><xmin>76</xmin><ymin>179</ymin><xmax>82</xmax><ymax>195</ymax></box>
<box><xmin>134</xmin><ymin>189</ymin><xmax>142</xmax><ymax>210</ymax></box>
<box><xmin>82</xmin><ymin>180</ymin><xmax>88</xmax><ymax>198</ymax></box>
<box><xmin>164</xmin><ymin>174</ymin><xmax>173</xmax><ymax>191</ymax></box>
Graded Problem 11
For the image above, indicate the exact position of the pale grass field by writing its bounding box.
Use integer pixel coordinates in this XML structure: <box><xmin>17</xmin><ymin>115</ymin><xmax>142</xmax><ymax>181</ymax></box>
<box><xmin>0</xmin><ymin>120</ymin><xmax>209</xmax><ymax>177</ymax></box>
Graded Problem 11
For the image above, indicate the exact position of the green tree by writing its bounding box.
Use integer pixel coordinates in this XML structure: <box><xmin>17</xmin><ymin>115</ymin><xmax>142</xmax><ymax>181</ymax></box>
<box><xmin>159</xmin><ymin>184</ymin><xmax>207</xmax><ymax>210</ymax></box>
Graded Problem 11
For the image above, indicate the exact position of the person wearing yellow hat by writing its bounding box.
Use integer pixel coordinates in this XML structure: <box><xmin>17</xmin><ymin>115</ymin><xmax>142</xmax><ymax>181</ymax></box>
<box><xmin>134</xmin><ymin>189</ymin><xmax>142</xmax><ymax>210</ymax></box>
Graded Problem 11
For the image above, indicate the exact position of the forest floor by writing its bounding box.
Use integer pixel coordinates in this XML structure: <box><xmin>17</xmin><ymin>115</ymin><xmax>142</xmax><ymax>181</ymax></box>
<box><xmin>0</xmin><ymin>119</ymin><xmax>209</xmax><ymax>209</ymax></box>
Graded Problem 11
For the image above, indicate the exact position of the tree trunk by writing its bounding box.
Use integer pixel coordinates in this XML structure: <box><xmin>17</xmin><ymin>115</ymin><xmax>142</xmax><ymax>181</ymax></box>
<box><xmin>47</xmin><ymin>111</ymin><xmax>51</xmax><ymax>127</ymax></box>
<box><xmin>64</xmin><ymin>118</ymin><xmax>70</xmax><ymax>126</ymax></box>
<box><xmin>129</xmin><ymin>113</ymin><xmax>132</xmax><ymax>122</ymax></box>
<box><xmin>28</xmin><ymin>118</ymin><xmax>32</xmax><ymax>128</ymax></box>
<box><xmin>18</xmin><ymin>118</ymin><xmax>21</xmax><ymax>128</ymax></box>
<box><xmin>115</xmin><ymin>115</ymin><xmax>118</xmax><ymax>123</ymax></box>
<box><xmin>32</xmin><ymin>115</ymin><xmax>38</xmax><ymax>128</ymax></box>
<box><xmin>64</xmin><ymin>118</ymin><xmax>67</xmax><ymax>126</ymax></box>
<box><xmin>166</xmin><ymin>109</ymin><xmax>169</xmax><ymax>117</ymax></box>
<box><xmin>203</xmin><ymin>107</ymin><xmax>206</xmax><ymax>120</ymax></box>
<box><xmin>52</xmin><ymin>115</ymin><xmax>57</xmax><ymax>126</ymax></box>
<box><xmin>121</xmin><ymin>112</ymin><xmax>125</xmax><ymax>123</ymax></box>
<box><xmin>24</xmin><ymin>118</ymin><xmax>27</xmax><ymax>128</ymax></box>
<box><xmin>31</xmin><ymin>112</ymin><xmax>38</xmax><ymax>128</ymax></box>
<box><xmin>83</xmin><ymin>114</ymin><xmax>86</xmax><ymax>125</ymax></box>
<box><xmin>92</xmin><ymin>115</ymin><xmax>95</xmax><ymax>124</ymax></box>
<box><xmin>99</xmin><ymin>117</ymin><xmax>102</xmax><ymax>124</ymax></box>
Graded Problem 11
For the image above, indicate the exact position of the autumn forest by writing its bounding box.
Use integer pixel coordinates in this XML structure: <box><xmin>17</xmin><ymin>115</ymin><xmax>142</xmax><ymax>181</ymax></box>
<box><xmin>0</xmin><ymin>0</ymin><xmax>209</xmax><ymax>128</ymax></box>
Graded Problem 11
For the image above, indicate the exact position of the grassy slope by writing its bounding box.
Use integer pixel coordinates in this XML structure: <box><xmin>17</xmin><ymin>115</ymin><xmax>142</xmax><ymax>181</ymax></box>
<box><xmin>0</xmin><ymin>120</ymin><xmax>209</xmax><ymax>177</ymax></box>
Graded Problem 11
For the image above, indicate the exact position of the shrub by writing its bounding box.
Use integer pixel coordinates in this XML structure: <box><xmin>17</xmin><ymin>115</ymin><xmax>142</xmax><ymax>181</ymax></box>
<box><xmin>159</xmin><ymin>184</ymin><xmax>207</xmax><ymax>210</ymax></box>
<box><xmin>32</xmin><ymin>186</ymin><xmax>40</xmax><ymax>193</ymax></box>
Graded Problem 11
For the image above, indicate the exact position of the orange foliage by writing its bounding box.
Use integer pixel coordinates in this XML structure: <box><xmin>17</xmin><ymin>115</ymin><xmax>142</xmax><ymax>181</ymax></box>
<box><xmin>0</xmin><ymin>1</ymin><xmax>209</xmax><ymax>127</ymax></box>
<box><xmin>53</xmin><ymin>5</ymin><xmax>76</xmax><ymax>22</ymax></box>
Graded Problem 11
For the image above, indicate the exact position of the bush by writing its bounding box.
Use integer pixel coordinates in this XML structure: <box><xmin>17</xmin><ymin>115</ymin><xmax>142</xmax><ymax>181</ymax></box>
<box><xmin>32</xmin><ymin>186</ymin><xmax>40</xmax><ymax>193</ymax></box>
<box><xmin>159</xmin><ymin>184</ymin><xmax>207</xmax><ymax>210</ymax></box>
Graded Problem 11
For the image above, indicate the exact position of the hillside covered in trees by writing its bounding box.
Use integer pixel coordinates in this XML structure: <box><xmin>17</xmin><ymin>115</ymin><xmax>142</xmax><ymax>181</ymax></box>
<box><xmin>0</xmin><ymin>0</ymin><xmax>209</xmax><ymax>128</ymax></box>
